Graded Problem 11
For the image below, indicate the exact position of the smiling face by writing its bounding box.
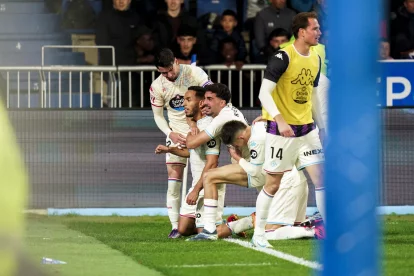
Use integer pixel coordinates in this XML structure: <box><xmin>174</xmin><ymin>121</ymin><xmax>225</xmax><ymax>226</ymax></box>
<box><xmin>221</xmin><ymin>42</ymin><xmax>237</xmax><ymax>62</ymax></box>
<box><xmin>203</xmin><ymin>91</ymin><xmax>226</xmax><ymax>117</ymax></box>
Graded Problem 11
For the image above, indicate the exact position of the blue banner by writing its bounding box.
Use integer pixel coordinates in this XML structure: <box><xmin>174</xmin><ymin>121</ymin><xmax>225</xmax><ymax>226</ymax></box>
<box><xmin>379</xmin><ymin>61</ymin><xmax>414</xmax><ymax>107</ymax></box>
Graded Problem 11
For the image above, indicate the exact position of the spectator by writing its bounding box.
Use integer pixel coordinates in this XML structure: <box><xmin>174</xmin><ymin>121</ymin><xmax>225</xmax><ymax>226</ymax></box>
<box><xmin>153</xmin><ymin>0</ymin><xmax>199</xmax><ymax>49</ymax></box>
<box><xmin>244</xmin><ymin>0</ymin><xmax>269</xmax><ymax>64</ymax></box>
<box><xmin>391</xmin><ymin>0</ymin><xmax>414</xmax><ymax>58</ymax></box>
<box><xmin>96</xmin><ymin>0</ymin><xmax>141</xmax><ymax>107</ymax></box>
<box><xmin>171</xmin><ymin>24</ymin><xmax>210</xmax><ymax>65</ymax></box>
<box><xmin>211</xmin><ymin>37</ymin><xmax>258</xmax><ymax>107</ymax></box>
<box><xmin>135</xmin><ymin>26</ymin><xmax>156</xmax><ymax>65</ymax></box>
<box><xmin>217</xmin><ymin>37</ymin><xmax>239</xmax><ymax>66</ymax></box>
<box><xmin>380</xmin><ymin>39</ymin><xmax>394</xmax><ymax>60</ymax></box>
<box><xmin>96</xmin><ymin>0</ymin><xmax>141</xmax><ymax>66</ymax></box>
<box><xmin>254</xmin><ymin>0</ymin><xmax>296</xmax><ymax>58</ymax></box>
<box><xmin>210</xmin><ymin>10</ymin><xmax>247</xmax><ymax>69</ymax></box>
<box><xmin>257</xmin><ymin>28</ymin><xmax>290</xmax><ymax>64</ymax></box>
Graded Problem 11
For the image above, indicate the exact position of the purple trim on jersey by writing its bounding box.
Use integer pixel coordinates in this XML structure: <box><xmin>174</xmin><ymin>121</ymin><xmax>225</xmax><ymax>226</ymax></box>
<box><xmin>201</xmin><ymin>80</ymin><xmax>213</xmax><ymax>87</ymax></box>
<box><xmin>266</xmin><ymin>121</ymin><xmax>316</xmax><ymax>138</ymax></box>
<box><xmin>262</xmin><ymin>189</ymin><xmax>274</xmax><ymax>198</ymax></box>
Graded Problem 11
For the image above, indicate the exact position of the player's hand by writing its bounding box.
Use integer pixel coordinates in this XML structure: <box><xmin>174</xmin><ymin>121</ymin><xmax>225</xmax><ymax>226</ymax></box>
<box><xmin>169</xmin><ymin>132</ymin><xmax>186</xmax><ymax>145</ymax></box>
<box><xmin>275</xmin><ymin>115</ymin><xmax>295</xmax><ymax>137</ymax></box>
<box><xmin>190</xmin><ymin>126</ymin><xmax>199</xmax><ymax>136</ymax></box>
<box><xmin>155</xmin><ymin>145</ymin><xmax>169</xmax><ymax>154</ymax></box>
<box><xmin>228</xmin><ymin>146</ymin><xmax>242</xmax><ymax>162</ymax></box>
<box><xmin>186</xmin><ymin>189</ymin><xmax>199</xmax><ymax>205</ymax></box>
<box><xmin>252</xmin><ymin>115</ymin><xmax>264</xmax><ymax>124</ymax></box>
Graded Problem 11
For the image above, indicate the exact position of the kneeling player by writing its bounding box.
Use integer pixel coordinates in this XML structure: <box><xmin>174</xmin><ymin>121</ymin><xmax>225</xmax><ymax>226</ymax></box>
<box><xmin>156</xmin><ymin>87</ymin><xmax>252</xmax><ymax>238</ymax></box>
<box><xmin>264</xmin><ymin>171</ymin><xmax>324</xmax><ymax>240</ymax></box>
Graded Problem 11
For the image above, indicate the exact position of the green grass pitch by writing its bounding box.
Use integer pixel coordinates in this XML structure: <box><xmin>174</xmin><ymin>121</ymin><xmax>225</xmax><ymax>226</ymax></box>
<box><xmin>25</xmin><ymin>214</ymin><xmax>414</xmax><ymax>276</ymax></box>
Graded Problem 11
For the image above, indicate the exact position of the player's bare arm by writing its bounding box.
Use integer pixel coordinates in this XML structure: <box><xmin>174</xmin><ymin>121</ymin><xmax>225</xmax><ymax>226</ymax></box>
<box><xmin>186</xmin><ymin>131</ymin><xmax>211</xmax><ymax>149</ymax></box>
<box><xmin>258</xmin><ymin>80</ymin><xmax>295</xmax><ymax>137</ymax></box>
<box><xmin>154</xmin><ymin>145</ymin><xmax>190</xmax><ymax>158</ymax></box>
<box><xmin>228</xmin><ymin>146</ymin><xmax>242</xmax><ymax>162</ymax></box>
<box><xmin>151</xmin><ymin>105</ymin><xmax>186</xmax><ymax>145</ymax></box>
<box><xmin>186</xmin><ymin>154</ymin><xmax>219</xmax><ymax>205</ymax></box>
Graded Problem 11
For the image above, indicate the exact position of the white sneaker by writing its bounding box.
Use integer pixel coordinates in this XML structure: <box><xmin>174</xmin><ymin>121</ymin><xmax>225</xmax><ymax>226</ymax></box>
<box><xmin>251</xmin><ymin>234</ymin><xmax>273</xmax><ymax>248</ymax></box>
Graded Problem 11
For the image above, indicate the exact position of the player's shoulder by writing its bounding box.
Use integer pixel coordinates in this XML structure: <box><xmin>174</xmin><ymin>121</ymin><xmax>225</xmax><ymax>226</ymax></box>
<box><xmin>250</xmin><ymin>121</ymin><xmax>267</xmax><ymax>142</ymax></box>
<box><xmin>188</xmin><ymin>64</ymin><xmax>209</xmax><ymax>80</ymax></box>
<box><xmin>150</xmin><ymin>75</ymin><xmax>164</xmax><ymax>90</ymax></box>
<box><xmin>182</xmin><ymin>64</ymin><xmax>202</xmax><ymax>74</ymax></box>
<box><xmin>268</xmin><ymin>50</ymin><xmax>290</xmax><ymax>68</ymax></box>
<box><xmin>197</xmin><ymin>116</ymin><xmax>213</xmax><ymax>129</ymax></box>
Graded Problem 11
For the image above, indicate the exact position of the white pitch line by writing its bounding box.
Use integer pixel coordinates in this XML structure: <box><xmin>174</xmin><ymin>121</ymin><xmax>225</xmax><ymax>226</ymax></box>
<box><xmin>167</xmin><ymin>262</ymin><xmax>276</xmax><ymax>268</ymax></box>
<box><xmin>224</xmin><ymin>238</ymin><xmax>323</xmax><ymax>271</ymax></box>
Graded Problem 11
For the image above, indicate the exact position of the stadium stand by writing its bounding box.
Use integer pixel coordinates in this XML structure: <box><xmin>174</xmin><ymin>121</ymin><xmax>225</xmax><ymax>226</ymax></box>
<box><xmin>0</xmin><ymin>0</ymin><xmax>95</xmax><ymax>107</ymax></box>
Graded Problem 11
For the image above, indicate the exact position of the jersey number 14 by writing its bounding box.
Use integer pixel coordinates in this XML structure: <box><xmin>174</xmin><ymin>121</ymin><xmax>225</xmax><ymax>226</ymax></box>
<box><xmin>270</xmin><ymin>147</ymin><xmax>283</xmax><ymax>160</ymax></box>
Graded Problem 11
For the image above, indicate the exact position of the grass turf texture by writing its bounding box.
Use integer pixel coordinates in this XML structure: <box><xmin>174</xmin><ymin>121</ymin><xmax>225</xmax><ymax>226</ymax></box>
<box><xmin>25</xmin><ymin>215</ymin><xmax>414</xmax><ymax>276</ymax></box>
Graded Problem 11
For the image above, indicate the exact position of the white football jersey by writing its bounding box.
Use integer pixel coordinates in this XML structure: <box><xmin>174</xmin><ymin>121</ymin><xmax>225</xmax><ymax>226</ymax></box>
<box><xmin>246</xmin><ymin>121</ymin><xmax>306</xmax><ymax>189</ymax></box>
<box><xmin>150</xmin><ymin>64</ymin><xmax>213</xmax><ymax>135</ymax></box>
<box><xmin>248</xmin><ymin>121</ymin><xmax>266</xmax><ymax>167</ymax></box>
<box><xmin>204</xmin><ymin>104</ymin><xmax>248</xmax><ymax>139</ymax></box>
<box><xmin>189</xmin><ymin>116</ymin><xmax>221</xmax><ymax>195</ymax></box>
<box><xmin>204</xmin><ymin>104</ymin><xmax>250</xmax><ymax>160</ymax></box>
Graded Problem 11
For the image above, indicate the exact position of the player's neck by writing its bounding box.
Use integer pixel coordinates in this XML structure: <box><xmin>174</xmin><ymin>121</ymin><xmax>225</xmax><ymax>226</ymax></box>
<box><xmin>193</xmin><ymin>111</ymin><xmax>203</xmax><ymax>122</ymax></box>
<box><xmin>213</xmin><ymin>106</ymin><xmax>225</xmax><ymax>118</ymax></box>
<box><xmin>293</xmin><ymin>40</ymin><xmax>311</xmax><ymax>56</ymax></box>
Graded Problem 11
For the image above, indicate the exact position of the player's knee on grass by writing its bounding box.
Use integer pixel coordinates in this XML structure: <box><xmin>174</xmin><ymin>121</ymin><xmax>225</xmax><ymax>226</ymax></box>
<box><xmin>216</xmin><ymin>224</ymin><xmax>232</xmax><ymax>238</ymax></box>
<box><xmin>178</xmin><ymin>217</ymin><xmax>197</xmax><ymax>236</ymax></box>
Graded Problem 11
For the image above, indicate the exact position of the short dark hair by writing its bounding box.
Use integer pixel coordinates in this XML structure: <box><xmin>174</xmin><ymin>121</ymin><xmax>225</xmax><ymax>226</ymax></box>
<box><xmin>204</xmin><ymin>83</ymin><xmax>231</xmax><ymax>104</ymax></box>
<box><xmin>177</xmin><ymin>24</ymin><xmax>197</xmax><ymax>38</ymax></box>
<box><xmin>218</xmin><ymin>37</ymin><xmax>238</xmax><ymax>52</ymax></box>
<box><xmin>221</xmin><ymin>120</ymin><xmax>247</xmax><ymax>145</ymax></box>
<box><xmin>188</xmin><ymin>86</ymin><xmax>206</xmax><ymax>99</ymax></box>
<box><xmin>292</xmin><ymin>12</ymin><xmax>318</xmax><ymax>39</ymax></box>
<box><xmin>268</xmin><ymin>28</ymin><xmax>290</xmax><ymax>42</ymax></box>
<box><xmin>154</xmin><ymin>48</ymin><xmax>175</xmax><ymax>68</ymax></box>
<box><xmin>222</xmin><ymin>9</ymin><xmax>237</xmax><ymax>20</ymax></box>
